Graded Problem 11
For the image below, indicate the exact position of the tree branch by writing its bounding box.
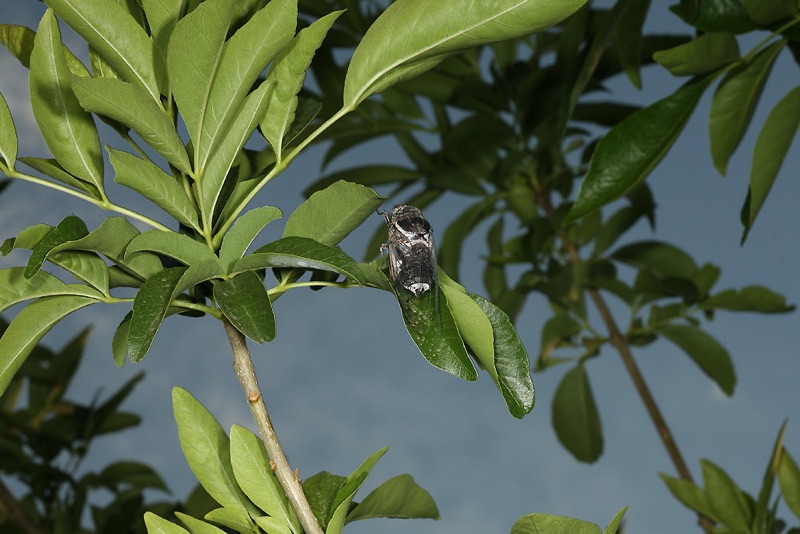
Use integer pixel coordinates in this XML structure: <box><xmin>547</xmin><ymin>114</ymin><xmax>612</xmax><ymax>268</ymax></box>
<box><xmin>222</xmin><ymin>317</ymin><xmax>323</xmax><ymax>534</ymax></box>
<box><xmin>0</xmin><ymin>478</ymin><xmax>46</xmax><ymax>534</ymax></box>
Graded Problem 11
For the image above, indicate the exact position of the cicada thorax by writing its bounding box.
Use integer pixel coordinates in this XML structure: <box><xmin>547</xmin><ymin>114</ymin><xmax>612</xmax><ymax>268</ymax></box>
<box><xmin>381</xmin><ymin>204</ymin><xmax>438</xmax><ymax>298</ymax></box>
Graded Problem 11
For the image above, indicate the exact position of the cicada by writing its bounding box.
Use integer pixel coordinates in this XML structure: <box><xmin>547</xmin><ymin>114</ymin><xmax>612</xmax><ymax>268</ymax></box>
<box><xmin>380</xmin><ymin>204</ymin><xmax>438</xmax><ymax>297</ymax></box>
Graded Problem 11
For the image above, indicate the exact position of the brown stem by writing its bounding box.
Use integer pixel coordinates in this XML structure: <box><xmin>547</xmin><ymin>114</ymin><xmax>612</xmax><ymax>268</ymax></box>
<box><xmin>538</xmin><ymin>192</ymin><xmax>714</xmax><ymax>533</ymax></box>
<box><xmin>222</xmin><ymin>317</ymin><xmax>323</xmax><ymax>534</ymax></box>
<box><xmin>0</xmin><ymin>479</ymin><xmax>46</xmax><ymax>534</ymax></box>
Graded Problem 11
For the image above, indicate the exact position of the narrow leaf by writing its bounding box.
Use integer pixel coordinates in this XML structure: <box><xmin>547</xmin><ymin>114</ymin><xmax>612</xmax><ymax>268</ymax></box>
<box><xmin>283</xmin><ymin>180</ymin><xmax>385</xmax><ymax>246</ymax></box>
<box><xmin>73</xmin><ymin>78</ymin><xmax>192</xmax><ymax>174</ymax></box>
<box><xmin>710</xmin><ymin>40</ymin><xmax>785</xmax><ymax>175</ymax></box>
<box><xmin>141</xmin><ymin>0</ymin><xmax>182</xmax><ymax>62</ymax></box>
<box><xmin>213</xmin><ymin>271</ymin><xmax>275</xmax><ymax>343</ymax></box>
<box><xmin>701</xmin><ymin>286</ymin><xmax>794</xmax><ymax>313</ymax></box>
<box><xmin>144</xmin><ymin>512</ymin><xmax>190</xmax><ymax>534</ymax></box>
<box><xmin>0</xmin><ymin>295</ymin><xmax>97</xmax><ymax>396</ymax></box>
<box><xmin>0</xmin><ymin>92</ymin><xmax>17</xmax><ymax>169</ymax></box>
<box><xmin>218</xmin><ymin>205</ymin><xmax>282</xmax><ymax>272</ymax></box>
<box><xmin>30</xmin><ymin>10</ymin><xmax>104</xmax><ymax>192</ymax></box>
<box><xmin>566</xmin><ymin>75</ymin><xmax>714</xmax><ymax>224</ymax></box>
<box><xmin>261</xmin><ymin>10</ymin><xmax>342</xmax><ymax>159</ymax></box>
<box><xmin>657</xmin><ymin>324</ymin><xmax>736</xmax><ymax>395</ymax></box>
<box><xmin>25</xmin><ymin>215</ymin><xmax>89</xmax><ymax>278</ymax></box>
<box><xmin>327</xmin><ymin>448</ymin><xmax>388</xmax><ymax>534</ymax></box>
<box><xmin>126</xmin><ymin>230</ymin><xmax>221</xmax><ymax>269</ymax></box>
<box><xmin>45</xmin><ymin>0</ymin><xmax>164</xmax><ymax>100</ymax></box>
<box><xmin>19</xmin><ymin>156</ymin><xmax>101</xmax><ymax>197</ymax></box>
<box><xmin>174</xmin><ymin>513</ymin><xmax>227</xmax><ymax>534</ymax></box>
<box><xmin>614</xmin><ymin>0</ymin><xmax>649</xmax><ymax>88</ymax></box>
<box><xmin>108</xmin><ymin>148</ymin><xmax>199</xmax><ymax>229</ymax></box>
<box><xmin>653</xmin><ymin>32</ymin><xmax>740</xmax><ymax>76</ymax></box>
<box><xmin>552</xmin><ymin>364</ymin><xmax>603</xmax><ymax>463</ymax></box>
<box><xmin>127</xmin><ymin>266</ymin><xmax>186</xmax><ymax>362</ymax></box>
<box><xmin>742</xmin><ymin>86</ymin><xmax>800</xmax><ymax>239</ymax></box>
<box><xmin>346</xmin><ymin>475</ymin><xmax>439</xmax><ymax>522</ymax></box>
<box><xmin>602</xmin><ymin>507</ymin><xmax>628</xmax><ymax>534</ymax></box>
<box><xmin>659</xmin><ymin>473</ymin><xmax>718</xmax><ymax>521</ymax></box>
<box><xmin>701</xmin><ymin>459</ymin><xmax>751</xmax><ymax>530</ymax></box>
<box><xmin>0</xmin><ymin>24</ymin><xmax>90</xmax><ymax>76</ymax></box>
<box><xmin>779</xmin><ymin>449</ymin><xmax>800</xmax><ymax>519</ymax></box>
<box><xmin>343</xmin><ymin>0</ymin><xmax>587</xmax><ymax>107</ymax></box>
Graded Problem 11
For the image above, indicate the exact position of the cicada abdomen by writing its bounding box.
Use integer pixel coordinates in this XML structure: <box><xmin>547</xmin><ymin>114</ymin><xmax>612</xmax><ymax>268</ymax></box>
<box><xmin>380</xmin><ymin>204</ymin><xmax>438</xmax><ymax>297</ymax></box>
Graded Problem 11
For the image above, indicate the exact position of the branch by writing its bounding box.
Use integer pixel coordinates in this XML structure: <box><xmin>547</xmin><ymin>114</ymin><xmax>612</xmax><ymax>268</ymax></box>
<box><xmin>221</xmin><ymin>317</ymin><xmax>324</xmax><ymax>534</ymax></box>
<box><xmin>0</xmin><ymin>478</ymin><xmax>46</xmax><ymax>534</ymax></box>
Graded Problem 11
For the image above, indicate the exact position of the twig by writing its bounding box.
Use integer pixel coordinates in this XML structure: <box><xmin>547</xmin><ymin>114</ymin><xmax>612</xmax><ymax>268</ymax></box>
<box><xmin>0</xmin><ymin>478</ymin><xmax>46</xmax><ymax>534</ymax></box>
<box><xmin>221</xmin><ymin>317</ymin><xmax>323</xmax><ymax>534</ymax></box>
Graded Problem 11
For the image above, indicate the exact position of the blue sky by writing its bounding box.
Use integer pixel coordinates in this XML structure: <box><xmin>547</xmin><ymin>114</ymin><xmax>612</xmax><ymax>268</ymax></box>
<box><xmin>1</xmin><ymin>2</ymin><xmax>799</xmax><ymax>533</ymax></box>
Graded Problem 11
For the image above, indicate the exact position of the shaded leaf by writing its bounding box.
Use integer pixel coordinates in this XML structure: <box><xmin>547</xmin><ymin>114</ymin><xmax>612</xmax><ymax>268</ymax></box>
<box><xmin>552</xmin><ymin>364</ymin><xmax>602</xmax><ymax>463</ymax></box>
<box><xmin>0</xmin><ymin>23</ymin><xmax>89</xmax><ymax>76</ymax></box>
<box><xmin>659</xmin><ymin>473</ymin><xmax>718</xmax><ymax>521</ymax></box>
<box><xmin>18</xmin><ymin>156</ymin><xmax>101</xmax><ymax>197</ymax></box>
<box><xmin>25</xmin><ymin>215</ymin><xmax>88</xmax><ymax>278</ymax></box>
<box><xmin>213</xmin><ymin>271</ymin><xmax>275</xmax><ymax>343</ymax></box>
<box><xmin>127</xmin><ymin>267</ymin><xmax>186</xmax><ymax>362</ymax></box>
<box><xmin>657</xmin><ymin>324</ymin><xmax>736</xmax><ymax>395</ymax></box>
<box><xmin>346</xmin><ymin>474</ymin><xmax>439</xmax><ymax>522</ymax></box>
<box><xmin>653</xmin><ymin>32</ymin><xmax>740</xmax><ymax>76</ymax></box>
<box><xmin>219</xmin><ymin>205</ymin><xmax>282</xmax><ymax>272</ymax></box>
<box><xmin>0</xmin><ymin>92</ymin><xmax>17</xmax><ymax>169</ymax></box>
<box><xmin>701</xmin><ymin>286</ymin><xmax>794</xmax><ymax>313</ymax></box>
<box><xmin>702</xmin><ymin>459</ymin><xmax>751</xmax><ymax>530</ymax></box>
<box><xmin>779</xmin><ymin>449</ymin><xmax>800</xmax><ymax>519</ymax></box>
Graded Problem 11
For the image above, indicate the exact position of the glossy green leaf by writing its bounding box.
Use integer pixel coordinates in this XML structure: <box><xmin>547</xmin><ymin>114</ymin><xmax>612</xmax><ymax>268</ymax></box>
<box><xmin>327</xmin><ymin>448</ymin><xmax>387</xmax><ymax>534</ymax></box>
<box><xmin>284</xmin><ymin>180</ymin><xmax>384</xmax><ymax>246</ymax></box>
<box><xmin>168</xmin><ymin>0</ymin><xmax>233</xmax><ymax>156</ymax></box>
<box><xmin>112</xmin><ymin>312</ymin><xmax>131</xmax><ymax>367</ymax></box>
<box><xmin>126</xmin><ymin>230</ymin><xmax>221</xmax><ymax>269</ymax></box>
<box><xmin>511</xmin><ymin>513</ymin><xmax>602</xmax><ymax>534</ymax></box>
<box><xmin>710</xmin><ymin>40</ymin><xmax>784</xmax><ymax>176</ymax></box>
<box><xmin>0</xmin><ymin>92</ymin><xmax>16</xmax><ymax>169</ymax></box>
<box><xmin>303</xmin><ymin>471</ymin><xmax>346</xmax><ymax>529</ymax></box>
<box><xmin>552</xmin><ymin>364</ymin><xmax>602</xmax><ymax>463</ymax></box>
<box><xmin>611</xmin><ymin>241</ymin><xmax>697</xmax><ymax>280</ymax></box>
<box><xmin>659</xmin><ymin>473</ymin><xmax>718</xmax><ymax>521</ymax></box>
<box><xmin>701</xmin><ymin>459</ymin><xmax>751</xmax><ymax>530</ymax></box>
<box><xmin>657</xmin><ymin>324</ymin><xmax>735</xmax><ymax>395</ymax></box>
<box><xmin>779</xmin><ymin>449</ymin><xmax>800</xmax><ymax>519</ymax></box>
<box><xmin>566</xmin><ymin>75</ymin><xmax>714</xmax><ymax>224</ymax></box>
<box><xmin>741</xmin><ymin>0</ymin><xmax>799</xmax><ymax>25</ymax></box>
<box><xmin>613</xmin><ymin>0</ymin><xmax>649</xmax><ymax>88</ymax></box>
<box><xmin>701</xmin><ymin>285</ymin><xmax>794</xmax><ymax>313</ymax></box>
<box><xmin>108</xmin><ymin>148</ymin><xmax>198</xmax><ymax>229</ymax></box>
<box><xmin>25</xmin><ymin>215</ymin><xmax>88</xmax><ymax>278</ymax></box>
<box><xmin>127</xmin><ymin>267</ymin><xmax>186</xmax><ymax>362</ymax></box>
<box><xmin>343</xmin><ymin>0</ymin><xmax>587</xmax><ymax>107</ymax></box>
<box><xmin>670</xmin><ymin>0</ymin><xmax>757</xmax><ymax>33</ymax></box>
<box><xmin>144</xmin><ymin>512</ymin><xmax>190</xmax><ymax>534</ymax></box>
<box><xmin>30</xmin><ymin>10</ymin><xmax>104</xmax><ymax>192</ymax></box>
<box><xmin>201</xmin><ymin>80</ymin><xmax>272</xmax><ymax>223</ymax></box>
<box><xmin>469</xmin><ymin>293</ymin><xmax>534</xmax><ymax>418</ymax></box>
<box><xmin>346</xmin><ymin>474</ymin><xmax>439</xmax><ymax>522</ymax></box>
<box><xmin>653</xmin><ymin>32</ymin><xmax>740</xmax><ymax>76</ymax></box>
<box><xmin>45</xmin><ymin>0</ymin><xmax>164</xmax><ymax>100</ymax></box>
<box><xmin>196</xmin><ymin>0</ymin><xmax>295</xmax><ymax>169</ymax></box>
<box><xmin>602</xmin><ymin>507</ymin><xmax>628</xmax><ymax>534</ymax></box>
<box><xmin>73</xmin><ymin>78</ymin><xmax>192</xmax><ymax>174</ymax></box>
<box><xmin>18</xmin><ymin>156</ymin><xmax>101</xmax><ymax>197</ymax></box>
<box><xmin>213</xmin><ymin>271</ymin><xmax>275</xmax><ymax>343</ymax></box>
<box><xmin>234</xmin><ymin>236</ymin><xmax>363</xmax><ymax>285</ymax></box>
<box><xmin>742</xmin><ymin>86</ymin><xmax>800</xmax><ymax>240</ymax></box>
<box><xmin>219</xmin><ymin>206</ymin><xmax>282</xmax><ymax>272</ymax></box>
<box><xmin>261</xmin><ymin>10</ymin><xmax>342</xmax><ymax>160</ymax></box>
<box><xmin>0</xmin><ymin>295</ymin><xmax>97</xmax><ymax>396</ymax></box>
<box><xmin>229</xmin><ymin>425</ymin><xmax>299</xmax><ymax>533</ymax></box>
<box><xmin>172</xmin><ymin>387</ymin><xmax>256</xmax><ymax>519</ymax></box>
<box><xmin>0</xmin><ymin>23</ymin><xmax>90</xmax><ymax>77</ymax></box>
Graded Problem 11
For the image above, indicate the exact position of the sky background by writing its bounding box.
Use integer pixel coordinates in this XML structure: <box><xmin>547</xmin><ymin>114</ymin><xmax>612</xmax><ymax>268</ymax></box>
<box><xmin>1</xmin><ymin>1</ymin><xmax>799</xmax><ymax>533</ymax></box>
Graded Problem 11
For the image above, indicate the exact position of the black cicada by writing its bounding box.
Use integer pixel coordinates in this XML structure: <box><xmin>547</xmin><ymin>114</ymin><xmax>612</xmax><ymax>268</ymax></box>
<box><xmin>380</xmin><ymin>204</ymin><xmax>438</xmax><ymax>297</ymax></box>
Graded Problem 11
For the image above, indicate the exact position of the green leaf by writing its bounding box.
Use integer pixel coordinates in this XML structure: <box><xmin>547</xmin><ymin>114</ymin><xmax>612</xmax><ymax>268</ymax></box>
<box><xmin>126</xmin><ymin>230</ymin><xmax>221</xmax><ymax>269</ymax></box>
<box><xmin>174</xmin><ymin>513</ymin><xmax>227</xmax><ymax>534</ymax></box>
<box><xmin>552</xmin><ymin>364</ymin><xmax>603</xmax><ymax>463</ymax></box>
<box><xmin>741</xmin><ymin>0</ymin><xmax>799</xmax><ymax>25</ymax></box>
<box><xmin>203</xmin><ymin>507</ymin><xmax>253</xmax><ymax>532</ymax></box>
<box><xmin>566</xmin><ymin>75</ymin><xmax>714</xmax><ymax>224</ymax></box>
<box><xmin>234</xmin><ymin>236</ymin><xmax>364</xmax><ymax>285</ymax></box>
<box><xmin>742</xmin><ymin>86</ymin><xmax>800</xmax><ymax>240</ymax></box>
<box><xmin>0</xmin><ymin>267</ymin><xmax>101</xmax><ymax>312</ymax></box>
<box><xmin>659</xmin><ymin>473</ymin><xmax>718</xmax><ymax>521</ymax></box>
<box><xmin>602</xmin><ymin>507</ymin><xmax>628</xmax><ymax>534</ymax></box>
<box><xmin>469</xmin><ymin>292</ymin><xmax>534</xmax><ymax>418</ymax></box>
<box><xmin>45</xmin><ymin>0</ymin><xmax>164</xmax><ymax>100</ymax></box>
<box><xmin>779</xmin><ymin>449</ymin><xmax>800</xmax><ymax>519</ymax></box>
<box><xmin>201</xmin><ymin>80</ymin><xmax>272</xmax><ymax>223</ymax></box>
<box><xmin>99</xmin><ymin>460</ymin><xmax>168</xmax><ymax>492</ymax></box>
<box><xmin>701</xmin><ymin>459</ymin><xmax>751</xmax><ymax>530</ymax></box>
<box><xmin>168</xmin><ymin>0</ymin><xmax>233</xmax><ymax>158</ymax></box>
<box><xmin>30</xmin><ymin>10</ymin><xmax>104</xmax><ymax>192</ymax></box>
<box><xmin>657</xmin><ymin>324</ymin><xmax>736</xmax><ymax>395</ymax></box>
<box><xmin>653</xmin><ymin>32</ymin><xmax>740</xmax><ymax>76</ymax></box>
<box><xmin>343</xmin><ymin>0</ymin><xmax>587</xmax><ymax>107</ymax></box>
<box><xmin>144</xmin><ymin>512</ymin><xmax>190</xmax><ymax>534</ymax></box>
<box><xmin>213</xmin><ymin>271</ymin><xmax>275</xmax><ymax>343</ymax></box>
<box><xmin>108</xmin><ymin>148</ymin><xmax>199</xmax><ymax>229</ymax></box>
<box><xmin>0</xmin><ymin>24</ymin><xmax>90</xmax><ymax>77</ymax></box>
<box><xmin>18</xmin><ymin>156</ymin><xmax>101</xmax><ymax>197</ymax></box>
<box><xmin>0</xmin><ymin>295</ymin><xmax>97</xmax><ymax>396</ymax></box>
<box><xmin>754</xmin><ymin>421</ymin><xmax>787</xmax><ymax>531</ymax></box>
<box><xmin>141</xmin><ymin>0</ymin><xmax>182</xmax><ymax>63</ymax></box>
<box><xmin>229</xmin><ymin>425</ymin><xmax>299</xmax><ymax>533</ymax></box>
<box><xmin>306</xmin><ymin>165</ymin><xmax>421</xmax><ymax>198</ymax></box>
<box><xmin>112</xmin><ymin>312</ymin><xmax>131</xmax><ymax>367</ymax></box>
<box><xmin>613</xmin><ymin>0</ymin><xmax>649</xmax><ymax>88</ymax></box>
<box><xmin>511</xmin><ymin>513</ymin><xmax>602</xmax><ymax>534</ymax></box>
<box><xmin>0</xmin><ymin>92</ymin><xmax>17</xmax><ymax>169</ymax></box>
<box><xmin>283</xmin><ymin>180</ymin><xmax>385</xmax><ymax>246</ymax></box>
<box><xmin>219</xmin><ymin>206</ymin><xmax>282</xmax><ymax>272</ymax></box>
<box><xmin>73</xmin><ymin>78</ymin><xmax>192</xmax><ymax>174</ymax></box>
<box><xmin>127</xmin><ymin>267</ymin><xmax>186</xmax><ymax>362</ymax></box>
<box><xmin>261</xmin><ymin>10</ymin><xmax>342</xmax><ymax>160</ymax></box>
<box><xmin>670</xmin><ymin>0</ymin><xmax>757</xmax><ymax>33</ymax></box>
<box><xmin>701</xmin><ymin>286</ymin><xmax>794</xmax><ymax>313</ymax></box>
<box><xmin>327</xmin><ymin>448</ymin><xmax>387</xmax><ymax>534</ymax></box>
<box><xmin>439</xmin><ymin>195</ymin><xmax>498</xmax><ymax>280</ymax></box>
<box><xmin>611</xmin><ymin>241</ymin><xmax>697</xmax><ymax>280</ymax></box>
<box><xmin>196</xmin><ymin>0</ymin><xmax>296</xmax><ymax>169</ymax></box>
<box><xmin>303</xmin><ymin>471</ymin><xmax>346</xmax><ymax>529</ymax></box>
<box><xmin>47</xmin><ymin>250</ymin><xmax>110</xmax><ymax>295</ymax></box>
<box><xmin>172</xmin><ymin>387</ymin><xmax>256</xmax><ymax>519</ymax></box>
<box><xmin>26</xmin><ymin>215</ymin><xmax>89</xmax><ymax>278</ymax></box>
<box><xmin>346</xmin><ymin>474</ymin><xmax>439</xmax><ymax>522</ymax></box>
<box><xmin>710</xmin><ymin>40</ymin><xmax>785</xmax><ymax>176</ymax></box>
